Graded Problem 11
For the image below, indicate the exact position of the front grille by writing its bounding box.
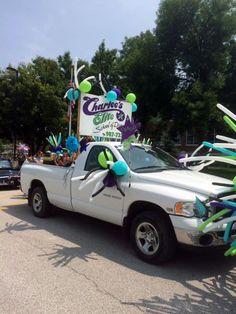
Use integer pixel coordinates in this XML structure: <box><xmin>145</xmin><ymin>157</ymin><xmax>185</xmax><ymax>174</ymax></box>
<box><xmin>216</xmin><ymin>230</ymin><xmax>236</xmax><ymax>238</ymax></box>
<box><xmin>0</xmin><ymin>178</ymin><xmax>8</xmax><ymax>185</ymax></box>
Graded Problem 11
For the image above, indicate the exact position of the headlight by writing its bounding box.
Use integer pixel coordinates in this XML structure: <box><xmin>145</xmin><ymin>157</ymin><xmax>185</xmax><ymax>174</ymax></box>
<box><xmin>174</xmin><ymin>202</ymin><xmax>195</xmax><ymax>217</ymax></box>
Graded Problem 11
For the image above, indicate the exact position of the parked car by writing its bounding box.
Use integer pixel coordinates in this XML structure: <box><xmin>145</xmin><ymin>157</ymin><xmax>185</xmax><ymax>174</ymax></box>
<box><xmin>0</xmin><ymin>159</ymin><xmax>20</xmax><ymax>188</ymax></box>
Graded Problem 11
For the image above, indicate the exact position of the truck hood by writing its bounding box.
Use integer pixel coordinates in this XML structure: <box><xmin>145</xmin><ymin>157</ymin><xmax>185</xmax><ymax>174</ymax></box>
<box><xmin>137</xmin><ymin>169</ymin><xmax>234</xmax><ymax>197</ymax></box>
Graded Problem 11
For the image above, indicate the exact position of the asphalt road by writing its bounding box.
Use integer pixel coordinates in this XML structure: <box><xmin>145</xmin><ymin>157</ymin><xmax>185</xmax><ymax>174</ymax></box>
<box><xmin>0</xmin><ymin>188</ymin><xmax>235</xmax><ymax>314</ymax></box>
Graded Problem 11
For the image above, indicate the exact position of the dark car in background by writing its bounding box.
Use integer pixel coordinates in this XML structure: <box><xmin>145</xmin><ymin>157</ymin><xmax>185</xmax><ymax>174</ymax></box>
<box><xmin>0</xmin><ymin>159</ymin><xmax>20</xmax><ymax>188</ymax></box>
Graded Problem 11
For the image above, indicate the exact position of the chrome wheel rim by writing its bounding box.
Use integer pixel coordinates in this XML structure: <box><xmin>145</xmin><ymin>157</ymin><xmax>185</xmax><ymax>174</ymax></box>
<box><xmin>32</xmin><ymin>193</ymin><xmax>43</xmax><ymax>213</ymax></box>
<box><xmin>135</xmin><ymin>222</ymin><xmax>159</xmax><ymax>255</ymax></box>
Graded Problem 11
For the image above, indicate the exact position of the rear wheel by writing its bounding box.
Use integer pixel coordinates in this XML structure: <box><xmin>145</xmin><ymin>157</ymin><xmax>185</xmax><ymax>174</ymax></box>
<box><xmin>130</xmin><ymin>211</ymin><xmax>177</xmax><ymax>264</ymax></box>
<box><xmin>31</xmin><ymin>186</ymin><xmax>51</xmax><ymax>218</ymax></box>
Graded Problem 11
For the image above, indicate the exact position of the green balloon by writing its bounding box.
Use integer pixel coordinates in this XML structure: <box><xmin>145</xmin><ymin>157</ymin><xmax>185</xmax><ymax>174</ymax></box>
<box><xmin>79</xmin><ymin>80</ymin><xmax>92</xmax><ymax>93</ymax></box>
<box><xmin>126</xmin><ymin>93</ymin><xmax>136</xmax><ymax>103</ymax></box>
<box><xmin>233</xmin><ymin>176</ymin><xmax>236</xmax><ymax>186</ymax></box>
<box><xmin>98</xmin><ymin>150</ymin><xmax>114</xmax><ymax>168</ymax></box>
<box><xmin>223</xmin><ymin>115</ymin><xmax>236</xmax><ymax>132</ymax></box>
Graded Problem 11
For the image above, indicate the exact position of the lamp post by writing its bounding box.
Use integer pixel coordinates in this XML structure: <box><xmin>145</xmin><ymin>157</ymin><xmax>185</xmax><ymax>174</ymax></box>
<box><xmin>7</xmin><ymin>67</ymin><xmax>19</xmax><ymax>161</ymax></box>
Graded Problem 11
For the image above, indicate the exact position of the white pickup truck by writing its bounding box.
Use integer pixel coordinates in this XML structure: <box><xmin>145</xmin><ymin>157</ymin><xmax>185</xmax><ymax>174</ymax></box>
<box><xmin>20</xmin><ymin>142</ymin><xmax>236</xmax><ymax>264</ymax></box>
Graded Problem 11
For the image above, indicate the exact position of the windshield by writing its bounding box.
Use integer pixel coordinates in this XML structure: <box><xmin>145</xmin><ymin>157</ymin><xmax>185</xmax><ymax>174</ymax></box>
<box><xmin>0</xmin><ymin>159</ymin><xmax>11</xmax><ymax>169</ymax></box>
<box><xmin>117</xmin><ymin>145</ymin><xmax>185</xmax><ymax>173</ymax></box>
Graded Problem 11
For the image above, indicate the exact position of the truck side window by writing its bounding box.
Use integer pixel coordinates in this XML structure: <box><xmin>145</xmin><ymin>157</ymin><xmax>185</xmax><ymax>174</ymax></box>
<box><xmin>84</xmin><ymin>146</ymin><xmax>116</xmax><ymax>171</ymax></box>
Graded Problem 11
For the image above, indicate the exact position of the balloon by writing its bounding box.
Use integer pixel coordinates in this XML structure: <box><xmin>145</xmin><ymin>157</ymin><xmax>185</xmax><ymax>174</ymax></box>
<box><xmin>57</xmin><ymin>133</ymin><xmax>62</xmax><ymax>146</ymax></box>
<box><xmin>223</xmin><ymin>115</ymin><xmax>236</xmax><ymax>132</ymax></box>
<box><xmin>46</xmin><ymin>133</ymin><xmax>61</xmax><ymax>147</ymax></box>
<box><xmin>132</xmin><ymin>103</ymin><xmax>137</xmax><ymax>112</ymax></box>
<box><xmin>67</xmin><ymin>88</ymin><xmax>80</xmax><ymax>101</ymax></box>
<box><xmin>50</xmin><ymin>145</ymin><xmax>63</xmax><ymax>155</ymax></box>
<box><xmin>112</xmin><ymin>87</ymin><xmax>121</xmax><ymax>97</ymax></box>
<box><xmin>122</xmin><ymin>135</ymin><xmax>137</xmax><ymax>150</ymax></box>
<box><xmin>202</xmin><ymin>141</ymin><xmax>236</xmax><ymax>157</ymax></box>
<box><xmin>79</xmin><ymin>80</ymin><xmax>92</xmax><ymax>93</ymax></box>
<box><xmin>195</xmin><ymin>197</ymin><xmax>207</xmax><ymax>217</ymax></box>
<box><xmin>198</xmin><ymin>209</ymin><xmax>230</xmax><ymax>232</ymax></box>
<box><xmin>126</xmin><ymin>93</ymin><xmax>136</xmax><ymax>103</ymax></box>
<box><xmin>66</xmin><ymin>136</ymin><xmax>80</xmax><ymax>153</ymax></box>
<box><xmin>98</xmin><ymin>149</ymin><xmax>114</xmax><ymax>169</ymax></box>
<box><xmin>74</xmin><ymin>89</ymin><xmax>80</xmax><ymax>100</ymax></box>
<box><xmin>224</xmin><ymin>211</ymin><xmax>236</xmax><ymax>242</ymax></box>
<box><xmin>106</xmin><ymin>90</ymin><xmax>117</xmax><ymax>102</ymax></box>
<box><xmin>111</xmin><ymin>160</ymin><xmax>128</xmax><ymax>176</ymax></box>
<box><xmin>16</xmin><ymin>143</ymin><xmax>29</xmax><ymax>153</ymax></box>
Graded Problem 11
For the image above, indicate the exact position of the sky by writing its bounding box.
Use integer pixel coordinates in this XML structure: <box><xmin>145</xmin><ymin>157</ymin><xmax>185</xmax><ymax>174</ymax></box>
<box><xmin>0</xmin><ymin>0</ymin><xmax>160</xmax><ymax>69</ymax></box>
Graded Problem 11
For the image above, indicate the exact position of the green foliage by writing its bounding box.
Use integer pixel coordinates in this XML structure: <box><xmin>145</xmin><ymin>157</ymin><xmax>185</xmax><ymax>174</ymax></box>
<box><xmin>57</xmin><ymin>51</ymin><xmax>73</xmax><ymax>82</ymax></box>
<box><xmin>90</xmin><ymin>41</ymin><xmax>120</xmax><ymax>93</ymax></box>
<box><xmin>220</xmin><ymin>40</ymin><xmax>236</xmax><ymax>110</ymax></box>
<box><xmin>157</xmin><ymin>0</ymin><xmax>236</xmax><ymax>82</ymax></box>
<box><xmin>156</xmin><ymin>0</ymin><xmax>236</xmax><ymax>140</ymax></box>
<box><xmin>0</xmin><ymin>60</ymin><xmax>68</xmax><ymax>151</ymax></box>
<box><xmin>160</xmin><ymin>131</ymin><xmax>179</xmax><ymax>156</ymax></box>
<box><xmin>145</xmin><ymin>114</ymin><xmax>164</xmax><ymax>140</ymax></box>
<box><xmin>119</xmin><ymin>31</ymin><xmax>174</xmax><ymax>124</ymax></box>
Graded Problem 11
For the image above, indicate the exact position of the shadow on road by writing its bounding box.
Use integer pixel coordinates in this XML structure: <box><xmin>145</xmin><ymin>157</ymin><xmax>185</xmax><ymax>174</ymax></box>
<box><xmin>1</xmin><ymin>202</ymin><xmax>235</xmax><ymax>313</ymax></box>
<box><xmin>123</xmin><ymin>269</ymin><xmax>236</xmax><ymax>313</ymax></box>
<box><xmin>0</xmin><ymin>186</ymin><xmax>20</xmax><ymax>191</ymax></box>
<box><xmin>38</xmin><ymin>244</ymin><xmax>97</xmax><ymax>267</ymax></box>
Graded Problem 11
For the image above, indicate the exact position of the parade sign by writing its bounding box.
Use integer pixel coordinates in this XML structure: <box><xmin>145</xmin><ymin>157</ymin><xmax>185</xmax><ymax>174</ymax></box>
<box><xmin>79</xmin><ymin>93</ymin><xmax>132</xmax><ymax>139</ymax></box>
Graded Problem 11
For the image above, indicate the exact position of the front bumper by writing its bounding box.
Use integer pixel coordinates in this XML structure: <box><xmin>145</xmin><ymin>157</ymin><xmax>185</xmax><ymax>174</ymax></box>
<box><xmin>170</xmin><ymin>215</ymin><xmax>236</xmax><ymax>247</ymax></box>
<box><xmin>0</xmin><ymin>176</ymin><xmax>20</xmax><ymax>187</ymax></box>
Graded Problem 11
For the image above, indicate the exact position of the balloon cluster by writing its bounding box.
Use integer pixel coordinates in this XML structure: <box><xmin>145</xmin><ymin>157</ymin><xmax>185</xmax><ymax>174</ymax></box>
<box><xmin>179</xmin><ymin>104</ymin><xmax>236</xmax><ymax>170</ymax></box>
<box><xmin>98</xmin><ymin>149</ymin><xmax>128</xmax><ymax>176</ymax></box>
<box><xmin>80</xmin><ymin>149</ymin><xmax>128</xmax><ymax>198</ymax></box>
<box><xmin>16</xmin><ymin>143</ymin><xmax>29</xmax><ymax>154</ymax></box>
<box><xmin>178</xmin><ymin>104</ymin><xmax>236</xmax><ymax>257</ymax></box>
<box><xmin>46</xmin><ymin>133</ymin><xmax>63</xmax><ymax>155</ymax></box>
<box><xmin>66</xmin><ymin>87</ymin><xmax>80</xmax><ymax>103</ymax></box>
<box><xmin>65</xmin><ymin>79</ymin><xmax>92</xmax><ymax>111</ymax></box>
<box><xmin>46</xmin><ymin>133</ymin><xmax>80</xmax><ymax>157</ymax></box>
<box><xmin>105</xmin><ymin>88</ymin><xmax>138</xmax><ymax>113</ymax></box>
<box><xmin>117</xmin><ymin>116</ymin><xmax>141</xmax><ymax>150</ymax></box>
<box><xmin>125</xmin><ymin>93</ymin><xmax>137</xmax><ymax>113</ymax></box>
<box><xmin>195</xmin><ymin>178</ymin><xmax>236</xmax><ymax>256</ymax></box>
<box><xmin>66</xmin><ymin>136</ymin><xmax>80</xmax><ymax>154</ymax></box>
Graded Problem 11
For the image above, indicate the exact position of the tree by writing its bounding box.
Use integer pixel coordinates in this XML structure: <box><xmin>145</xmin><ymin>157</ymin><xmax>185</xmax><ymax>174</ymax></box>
<box><xmin>0</xmin><ymin>59</ymin><xmax>68</xmax><ymax>152</ymax></box>
<box><xmin>90</xmin><ymin>41</ymin><xmax>120</xmax><ymax>93</ymax></box>
<box><xmin>156</xmin><ymin>0</ymin><xmax>236</xmax><ymax>139</ymax></box>
<box><xmin>119</xmin><ymin>32</ymin><xmax>154</xmax><ymax>122</ymax></box>
<box><xmin>57</xmin><ymin>51</ymin><xmax>90</xmax><ymax>84</ymax></box>
<box><xmin>220</xmin><ymin>40</ymin><xmax>236</xmax><ymax>110</ymax></box>
<box><xmin>57</xmin><ymin>51</ymin><xmax>73</xmax><ymax>82</ymax></box>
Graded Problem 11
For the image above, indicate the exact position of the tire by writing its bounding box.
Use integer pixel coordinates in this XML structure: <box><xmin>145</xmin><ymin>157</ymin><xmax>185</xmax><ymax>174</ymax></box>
<box><xmin>130</xmin><ymin>211</ymin><xmax>177</xmax><ymax>264</ymax></box>
<box><xmin>14</xmin><ymin>182</ymin><xmax>20</xmax><ymax>190</ymax></box>
<box><xmin>31</xmin><ymin>186</ymin><xmax>51</xmax><ymax>218</ymax></box>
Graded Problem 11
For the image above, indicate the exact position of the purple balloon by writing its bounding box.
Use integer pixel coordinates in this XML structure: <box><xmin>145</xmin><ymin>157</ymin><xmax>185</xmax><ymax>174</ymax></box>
<box><xmin>112</xmin><ymin>87</ymin><xmax>121</xmax><ymax>97</ymax></box>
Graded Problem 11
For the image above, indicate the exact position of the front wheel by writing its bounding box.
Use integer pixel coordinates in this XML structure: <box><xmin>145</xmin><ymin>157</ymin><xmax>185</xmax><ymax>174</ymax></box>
<box><xmin>31</xmin><ymin>186</ymin><xmax>51</xmax><ymax>218</ymax></box>
<box><xmin>130</xmin><ymin>211</ymin><xmax>177</xmax><ymax>264</ymax></box>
